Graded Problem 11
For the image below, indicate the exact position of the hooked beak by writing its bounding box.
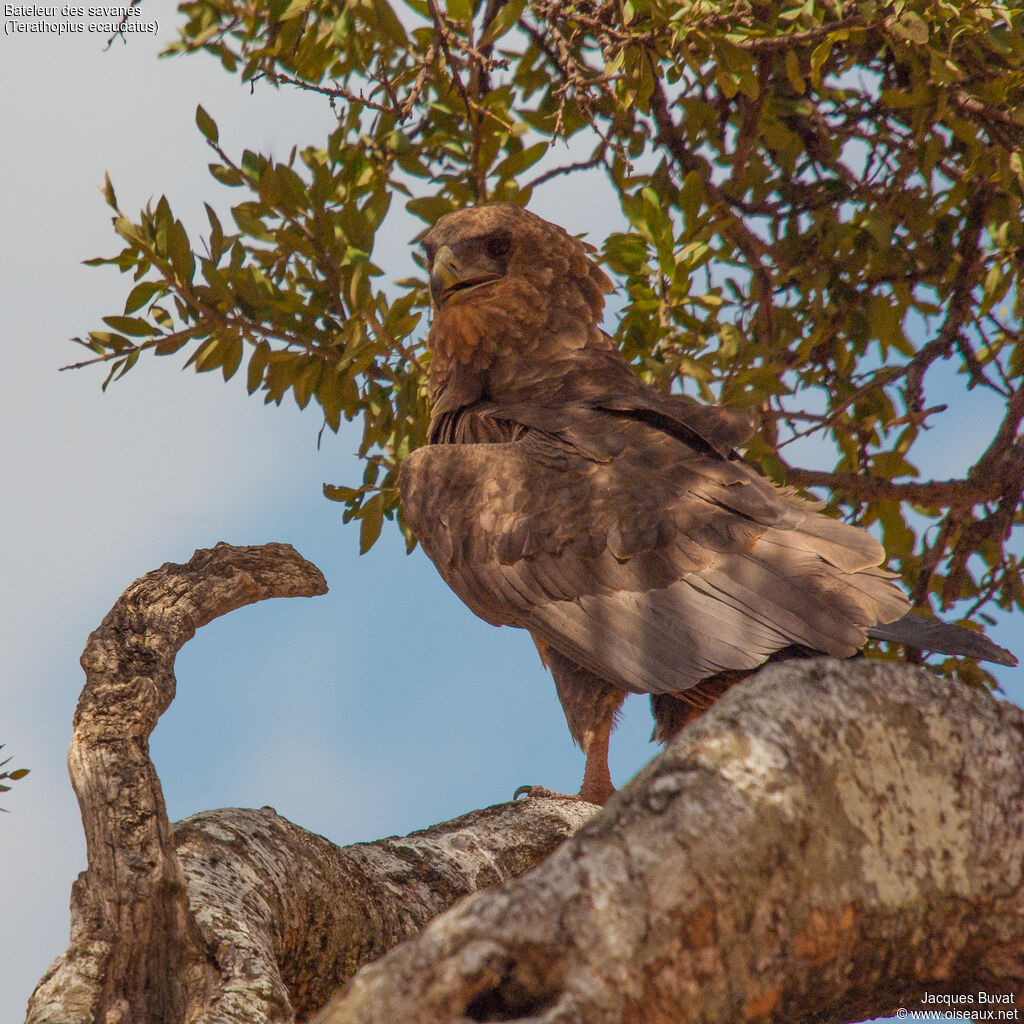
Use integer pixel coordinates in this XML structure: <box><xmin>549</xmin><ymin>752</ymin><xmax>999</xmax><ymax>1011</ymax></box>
<box><xmin>429</xmin><ymin>244</ymin><xmax>503</xmax><ymax>310</ymax></box>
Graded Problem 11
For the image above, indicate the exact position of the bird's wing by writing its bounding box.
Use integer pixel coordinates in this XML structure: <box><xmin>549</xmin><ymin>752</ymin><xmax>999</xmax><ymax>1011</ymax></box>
<box><xmin>599</xmin><ymin>385</ymin><xmax>755</xmax><ymax>459</ymax></box>
<box><xmin>399</xmin><ymin>414</ymin><xmax>909</xmax><ymax>695</ymax></box>
<box><xmin>469</xmin><ymin>326</ymin><xmax>756</xmax><ymax>460</ymax></box>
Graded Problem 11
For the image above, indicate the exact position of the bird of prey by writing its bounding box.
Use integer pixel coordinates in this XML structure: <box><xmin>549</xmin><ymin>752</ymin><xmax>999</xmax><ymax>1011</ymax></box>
<box><xmin>398</xmin><ymin>204</ymin><xmax>1017</xmax><ymax>805</ymax></box>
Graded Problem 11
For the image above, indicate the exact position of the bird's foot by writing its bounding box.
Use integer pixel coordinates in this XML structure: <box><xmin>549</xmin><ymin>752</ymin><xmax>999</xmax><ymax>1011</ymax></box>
<box><xmin>512</xmin><ymin>783</ymin><xmax>611</xmax><ymax>805</ymax></box>
<box><xmin>513</xmin><ymin>784</ymin><xmax>573</xmax><ymax>801</ymax></box>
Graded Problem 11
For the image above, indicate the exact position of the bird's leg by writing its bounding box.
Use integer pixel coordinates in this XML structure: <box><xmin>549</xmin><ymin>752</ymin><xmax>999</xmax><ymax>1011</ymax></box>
<box><xmin>650</xmin><ymin>673</ymin><xmax>747</xmax><ymax>743</ymax></box>
<box><xmin>578</xmin><ymin>711</ymin><xmax>615</xmax><ymax>805</ymax></box>
<box><xmin>513</xmin><ymin>704</ymin><xmax>618</xmax><ymax>805</ymax></box>
<box><xmin>650</xmin><ymin>647</ymin><xmax>823</xmax><ymax>743</ymax></box>
<box><xmin>515</xmin><ymin>642</ymin><xmax>626</xmax><ymax>806</ymax></box>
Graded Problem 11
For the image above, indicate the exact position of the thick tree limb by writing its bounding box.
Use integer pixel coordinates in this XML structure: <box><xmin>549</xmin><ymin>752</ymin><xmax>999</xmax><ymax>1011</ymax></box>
<box><xmin>27</xmin><ymin>544</ymin><xmax>1024</xmax><ymax>1024</ymax></box>
<box><xmin>318</xmin><ymin>659</ymin><xmax>1024</xmax><ymax>1024</ymax></box>
<box><xmin>25</xmin><ymin>543</ymin><xmax>589</xmax><ymax>1024</ymax></box>
<box><xmin>171</xmin><ymin>799</ymin><xmax>592</xmax><ymax>1022</ymax></box>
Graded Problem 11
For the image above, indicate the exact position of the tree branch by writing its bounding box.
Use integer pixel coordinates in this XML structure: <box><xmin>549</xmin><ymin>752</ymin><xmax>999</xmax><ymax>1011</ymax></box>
<box><xmin>173</xmin><ymin>799</ymin><xmax>593</xmax><ymax>1022</ymax></box>
<box><xmin>318</xmin><ymin>659</ymin><xmax>1024</xmax><ymax>1023</ymax></box>
<box><xmin>25</xmin><ymin>544</ymin><xmax>589</xmax><ymax>1024</ymax></box>
<box><xmin>27</xmin><ymin>543</ymin><xmax>328</xmax><ymax>1024</ymax></box>
<box><xmin>783</xmin><ymin>468</ymin><xmax>991</xmax><ymax>507</ymax></box>
<box><xmin>647</xmin><ymin>69</ymin><xmax>780</xmax><ymax>346</ymax></box>
<box><xmin>27</xmin><ymin>546</ymin><xmax>1024</xmax><ymax>1023</ymax></box>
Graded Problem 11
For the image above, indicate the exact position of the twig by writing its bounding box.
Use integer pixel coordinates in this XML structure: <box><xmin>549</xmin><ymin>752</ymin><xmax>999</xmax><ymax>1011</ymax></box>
<box><xmin>102</xmin><ymin>0</ymin><xmax>143</xmax><ymax>50</ymax></box>
<box><xmin>252</xmin><ymin>70</ymin><xmax>394</xmax><ymax>115</ymax></box>
<box><xmin>525</xmin><ymin>149</ymin><xmax>608</xmax><ymax>191</ymax></box>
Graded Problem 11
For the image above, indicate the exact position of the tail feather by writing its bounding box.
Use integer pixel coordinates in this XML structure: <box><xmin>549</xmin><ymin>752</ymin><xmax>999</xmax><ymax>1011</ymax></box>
<box><xmin>868</xmin><ymin>614</ymin><xmax>1018</xmax><ymax>667</ymax></box>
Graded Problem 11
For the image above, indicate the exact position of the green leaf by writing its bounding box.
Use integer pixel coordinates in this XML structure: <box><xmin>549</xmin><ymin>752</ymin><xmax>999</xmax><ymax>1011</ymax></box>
<box><xmin>247</xmin><ymin>341</ymin><xmax>271</xmax><ymax>394</ymax></box>
<box><xmin>784</xmin><ymin>49</ymin><xmax>805</xmax><ymax>95</ymax></box>
<box><xmin>167</xmin><ymin>221</ymin><xmax>195</xmax><ymax>281</ymax></box>
<box><xmin>232</xmin><ymin>206</ymin><xmax>272</xmax><ymax>242</ymax></box>
<box><xmin>193</xmin><ymin>337</ymin><xmax>225</xmax><ymax>373</ymax></box>
<box><xmin>480</xmin><ymin>0</ymin><xmax>527</xmax><ymax>45</ymax></box>
<box><xmin>196</xmin><ymin>104</ymin><xmax>219</xmax><ymax>144</ymax></box>
<box><xmin>493</xmin><ymin>142</ymin><xmax>548</xmax><ymax>180</ymax></box>
<box><xmin>890</xmin><ymin>12</ymin><xmax>929</xmax><ymax>45</ymax></box>
<box><xmin>678</xmin><ymin>170</ymin><xmax>703</xmax><ymax>226</ymax></box>
<box><xmin>241</xmin><ymin>150</ymin><xmax>265</xmax><ymax>181</ymax></box>
<box><xmin>407</xmin><ymin>195</ymin><xmax>458</xmax><ymax>224</ymax></box>
<box><xmin>715</xmin><ymin>68</ymin><xmax>740</xmax><ymax>100</ymax></box>
<box><xmin>810</xmin><ymin>40</ymin><xmax>832</xmax><ymax>88</ymax></box>
<box><xmin>279</xmin><ymin>0</ymin><xmax>311</xmax><ymax>20</ymax></box>
<box><xmin>102</xmin><ymin>315</ymin><xmax>155</xmax><ymax>338</ymax></box>
<box><xmin>979</xmin><ymin>261</ymin><xmax>1011</xmax><ymax>316</ymax></box>
<box><xmin>124</xmin><ymin>281</ymin><xmax>162</xmax><ymax>315</ymax></box>
<box><xmin>367</xmin><ymin>0</ymin><xmax>407</xmax><ymax>46</ymax></box>
<box><xmin>1010</xmin><ymin>151</ymin><xmax>1024</xmax><ymax>190</ymax></box>
<box><xmin>221</xmin><ymin>335</ymin><xmax>243</xmax><ymax>381</ymax></box>
<box><xmin>101</xmin><ymin>172</ymin><xmax>117</xmax><ymax>208</ymax></box>
<box><xmin>210</xmin><ymin>164</ymin><xmax>244</xmax><ymax>187</ymax></box>
<box><xmin>323</xmin><ymin>483</ymin><xmax>364</xmax><ymax>502</ymax></box>
<box><xmin>359</xmin><ymin>492</ymin><xmax>385</xmax><ymax>553</ymax></box>
<box><xmin>444</xmin><ymin>0</ymin><xmax>471</xmax><ymax>21</ymax></box>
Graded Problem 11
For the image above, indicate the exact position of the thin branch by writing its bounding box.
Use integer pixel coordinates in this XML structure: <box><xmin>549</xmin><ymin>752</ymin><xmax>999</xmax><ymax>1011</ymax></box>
<box><xmin>729</xmin><ymin>11</ymin><xmax>866</xmax><ymax>52</ymax></box>
<box><xmin>252</xmin><ymin>69</ymin><xmax>395</xmax><ymax>115</ymax></box>
<box><xmin>785</xmin><ymin>468</ymin><xmax>993</xmax><ymax>508</ymax></box>
<box><xmin>906</xmin><ymin>187</ymin><xmax>992</xmax><ymax>410</ymax></box>
<box><xmin>397</xmin><ymin>43</ymin><xmax>439</xmax><ymax>122</ymax></box>
<box><xmin>102</xmin><ymin>0</ymin><xmax>143</xmax><ymax>49</ymax></box>
<box><xmin>648</xmin><ymin>65</ymin><xmax>780</xmax><ymax>347</ymax></box>
<box><xmin>60</xmin><ymin>329</ymin><xmax>192</xmax><ymax>372</ymax></box>
<box><xmin>525</xmin><ymin>149</ymin><xmax>608</xmax><ymax>191</ymax></box>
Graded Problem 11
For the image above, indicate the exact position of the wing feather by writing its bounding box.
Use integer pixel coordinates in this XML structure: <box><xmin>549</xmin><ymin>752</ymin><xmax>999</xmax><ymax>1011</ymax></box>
<box><xmin>399</xmin><ymin>413</ymin><xmax>909</xmax><ymax>696</ymax></box>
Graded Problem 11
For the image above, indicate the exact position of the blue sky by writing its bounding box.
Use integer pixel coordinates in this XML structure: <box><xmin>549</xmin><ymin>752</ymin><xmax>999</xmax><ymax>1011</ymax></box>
<box><xmin>1</xmin><ymin>12</ymin><xmax>1018</xmax><ymax>1022</ymax></box>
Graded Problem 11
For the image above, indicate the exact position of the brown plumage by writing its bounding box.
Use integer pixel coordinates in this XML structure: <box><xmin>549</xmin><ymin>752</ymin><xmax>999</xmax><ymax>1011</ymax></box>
<box><xmin>399</xmin><ymin>204</ymin><xmax>1017</xmax><ymax>805</ymax></box>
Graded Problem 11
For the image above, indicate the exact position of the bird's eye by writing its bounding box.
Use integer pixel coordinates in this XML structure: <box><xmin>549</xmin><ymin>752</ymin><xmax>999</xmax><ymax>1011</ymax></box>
<box><xmin>485</xmin><ymin>233</ymin><xmax>512</xmax><ymax>261</ymax></box>
<box><xmin>423</xmin><ymin>242</ymin><xmax>437</xmax><ymax>268</ymax></box>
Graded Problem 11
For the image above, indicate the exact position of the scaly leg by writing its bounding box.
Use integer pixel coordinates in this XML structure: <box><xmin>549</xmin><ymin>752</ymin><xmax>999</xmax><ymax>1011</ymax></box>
<box><xmin>516</xmin><ymin>641</ymin><xmax>626</xmax><ymax>805</ymax></box>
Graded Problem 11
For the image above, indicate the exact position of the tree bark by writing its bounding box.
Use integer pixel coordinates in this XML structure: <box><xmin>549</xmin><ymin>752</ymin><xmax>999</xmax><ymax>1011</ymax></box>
<box><xmin>26</xmin><ymin>545</ymin><xmax>1024</xmax><ymax>1024</ymax></box>
<box><xmin>318</xmin><ymin>658</ymin><xmax>1024</xmax><ymax>1024</ymax></box>
<box><xmin>26</xmin><ymin>543</ymin><xmax>590</xmax><ymax>1024</ymax></box>
<box><xmin>168</xmin><ymin>798</ymin><xmax>592</xmax><ymax>1022</ymax></box>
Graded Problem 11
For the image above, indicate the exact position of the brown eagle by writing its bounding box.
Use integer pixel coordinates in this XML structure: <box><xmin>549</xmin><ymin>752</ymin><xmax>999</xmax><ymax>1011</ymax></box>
<box><xmin>398</xmin><ymin>204</ymin><xmax>1017</xmax><ymax>805</ymax></box>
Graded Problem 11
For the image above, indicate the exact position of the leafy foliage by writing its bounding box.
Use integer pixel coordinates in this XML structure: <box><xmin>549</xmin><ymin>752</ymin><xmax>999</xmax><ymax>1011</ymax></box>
<box><xmin>72</xmin><ymin>0</ymin><xmax>1024</xmax><ymax>665</ymax></box>
<box><xmin>0</xmin><ymin>745</ymin><xmax>29</xmax><ymax>812</ymax></box>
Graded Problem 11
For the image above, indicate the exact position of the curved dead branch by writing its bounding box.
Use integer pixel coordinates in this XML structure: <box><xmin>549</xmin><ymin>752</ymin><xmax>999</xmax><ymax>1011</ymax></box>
<box><xmin>26</xmin><ymin>543</ymin><xmax>328</xmax><ymax>1024</ymax></box>
<box><xmin>319</xmin><ymin>659</ymin><xmax>1024</xmax><ymax>1024</ymax></box>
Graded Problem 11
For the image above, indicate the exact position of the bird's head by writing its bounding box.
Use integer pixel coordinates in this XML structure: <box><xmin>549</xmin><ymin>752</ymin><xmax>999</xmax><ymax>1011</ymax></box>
<box><xmin>421</xmin><ymin>204</ymin><xmax>612</xmax><ymax>368</ymax></box>
<box><xmin>424</xmin><ymin>207</ymin><xmax>514</xmax><ymax>312</ymax></box>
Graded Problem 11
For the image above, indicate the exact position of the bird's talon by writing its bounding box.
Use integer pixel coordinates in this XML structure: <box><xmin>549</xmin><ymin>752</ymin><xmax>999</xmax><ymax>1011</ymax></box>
<box><xmin>513</xmin><ymin>785</ymin><xmax>577</xmax><ymax>801</ymax></box>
